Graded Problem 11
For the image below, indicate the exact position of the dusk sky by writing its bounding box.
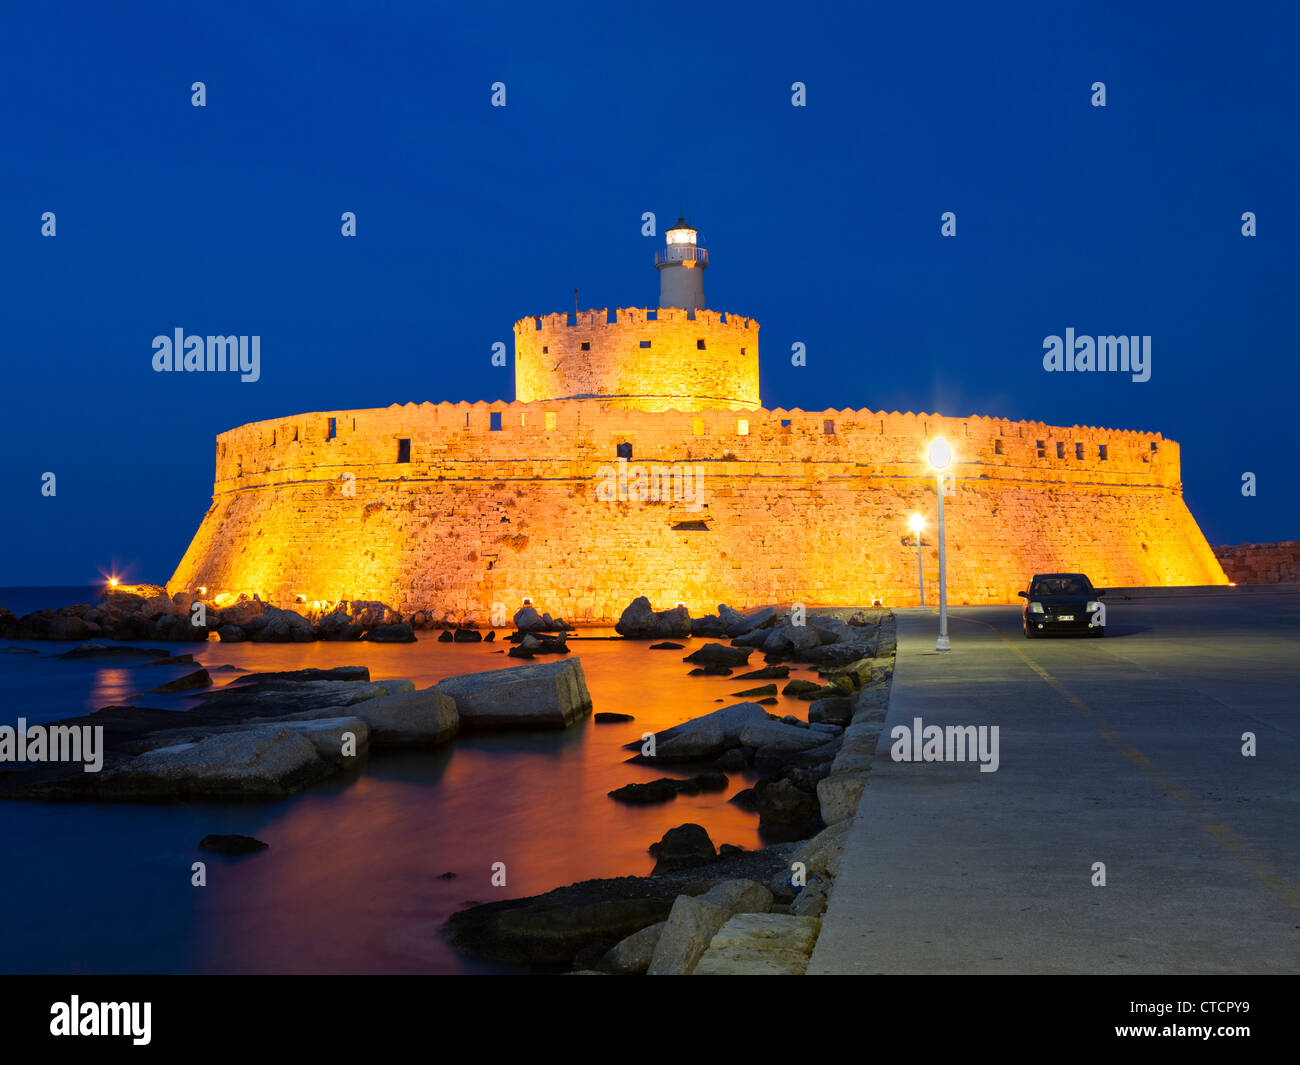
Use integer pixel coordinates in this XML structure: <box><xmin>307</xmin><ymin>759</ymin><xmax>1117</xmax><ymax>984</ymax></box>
<box><xmin>2</xmin><ymin>1</ymin><xmax>1296</xmax><ymax>586</ymax></box>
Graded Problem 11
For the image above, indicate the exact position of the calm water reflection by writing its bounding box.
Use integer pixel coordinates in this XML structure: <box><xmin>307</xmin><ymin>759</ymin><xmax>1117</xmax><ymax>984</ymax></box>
<box><xmin>0</xmin><ymin>626</ymin><xmax>822</xmax><ymax>973</ymax></box>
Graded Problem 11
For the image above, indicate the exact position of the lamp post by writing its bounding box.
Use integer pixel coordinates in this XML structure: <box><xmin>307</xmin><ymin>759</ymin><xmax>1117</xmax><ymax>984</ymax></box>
<box><xmin>928</xmin><ymin>438</ymin><xmax>952</xmax><ymax>651</ymax></box>
<box><xmin>908</xmin><ymin>512</ymin><xmax>925</xmax><ymax>607</ymax></box>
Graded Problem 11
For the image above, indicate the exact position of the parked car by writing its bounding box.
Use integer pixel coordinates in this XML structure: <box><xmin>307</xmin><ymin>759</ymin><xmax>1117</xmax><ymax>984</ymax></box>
<box><xmin>1019</xmin><ymin>573</ymin><xmax>1106</xmax><ymax>637</ymax></box>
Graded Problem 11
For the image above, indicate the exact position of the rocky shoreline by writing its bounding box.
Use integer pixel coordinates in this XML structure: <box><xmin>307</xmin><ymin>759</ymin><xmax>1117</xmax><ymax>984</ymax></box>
<box><xmin>444</xmin><ymin>601</ymin><xmax>897</xmax><ymax>975</ymax></box>
<box><xmin>1</xmin><ymin>589</ymin><xmax>895</xmax><ymax>975</ymax></box>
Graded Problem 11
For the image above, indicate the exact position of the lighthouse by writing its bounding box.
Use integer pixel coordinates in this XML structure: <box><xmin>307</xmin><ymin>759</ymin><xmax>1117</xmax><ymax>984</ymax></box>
<box><xmin>654</xmin><ymin>217</ymin><xmax>708</xmax><ymax>313</ymax></box>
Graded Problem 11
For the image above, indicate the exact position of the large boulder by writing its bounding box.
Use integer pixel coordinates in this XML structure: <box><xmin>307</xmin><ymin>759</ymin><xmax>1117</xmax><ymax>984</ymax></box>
<box><xmin>755</xmin><ymin>779</ymin><xmax>821</xmax><ymax>842</ymax></box>
<box><xmin>790</xmin><ymin>819</ymin><xmax>852</xmax><ymax>882</ymax></box>
<box><xmin>720</xmin><ymin>605</ymin><xmax>776</xmax><ymax>637</ymax></box>
<box><xmin>632</xmin><ymin>702</ymin><xmax>769</xmax><ymax>762</ymax></box>
<box><xmin>112</xmin><ymin>728</ymin><xmax>324</xmax><ymax>796</ymax></box>
<box><xmin>340</xmin><ymin>685</ymin><xmax>458</xmax><ymax>748</ymax></box>
<box><xmin>682</xmin><ymin>643</ymin><xmax>752</xmax><ymax>668</ymax></box>
<box><xmin>647</xmin><ymin>879</ymin><xmax>774</xmax><ymax>975</ymax></box>
<box><xmin>195</xmin><ymin>677</ymin><xmax>415</xmax><ymax>716</ymax></box>
<box><xmin>648</xmin><ymin>823</ymin><xmax>716</xmax><ymax>874</ymax></box>
<box><xmin>598</xmin><ymin>921</ymin><xmax>665</xmax><ymax>975</ymax></box>
<box><xmin>437</xmin><ymin>658</ymin><xmax>593</xmax><ymax>730</ymax></box>
<box><xmin>362</xmin><ymin>622</ymin><xmax>417</xmax><ymax>643</ymax></box>
<box><xmin>691</xmin><ymin>913</ymin><xmax>822</xmax><ymax>975</ymax></box>
<box><xmin>615</xmin><ymin>597</ymin><xmax>691</xmax><ymax>639</ymax></box>
<box><xmin>738</xmin><ymin>719</ymin><xmax>830</xmax><ymax>755</ymax></box>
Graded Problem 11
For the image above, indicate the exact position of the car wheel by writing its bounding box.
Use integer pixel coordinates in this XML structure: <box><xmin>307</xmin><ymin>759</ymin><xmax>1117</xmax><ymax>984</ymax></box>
<box><xmin>1024</xmin><ymin>625</ymin><xmax>1035</xmax><ymax>639</ymax></box>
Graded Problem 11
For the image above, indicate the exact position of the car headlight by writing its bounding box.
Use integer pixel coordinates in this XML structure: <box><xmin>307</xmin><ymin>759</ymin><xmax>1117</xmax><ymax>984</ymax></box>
<box><xmin>1086</xmin><ymin>601</ymin><xmax>1099</xmax><ymax>612</ymax></box>
<box><xmin>1029</xmin><ymin>602</ymin><xmax>1045</xmax><ymax>614</ymax></box>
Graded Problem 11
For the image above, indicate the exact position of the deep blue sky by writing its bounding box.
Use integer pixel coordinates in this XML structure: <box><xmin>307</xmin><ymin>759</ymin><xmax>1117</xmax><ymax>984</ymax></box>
<box><xmin>2</xmin><ymin>1</ymin><xmax>1296</xmax><ymax>586</ymax></box>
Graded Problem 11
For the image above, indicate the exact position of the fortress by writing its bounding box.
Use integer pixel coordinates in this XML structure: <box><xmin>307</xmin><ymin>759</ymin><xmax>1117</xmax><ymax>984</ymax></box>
<box><xmin>168</xmin><ymin>219</ymin><xmax>1228</xmax><ymax>621</ymax></box>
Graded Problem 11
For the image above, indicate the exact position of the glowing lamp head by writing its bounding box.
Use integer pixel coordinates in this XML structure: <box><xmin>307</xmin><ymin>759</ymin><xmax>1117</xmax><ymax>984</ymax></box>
<box><xmin>908</xmin><ymin>513</ymin><xmax>925</xmax><ymax>533</ymax></box>
<box><xmin>108</xmin><ymin>577</ymin><xmax>119</xmax><ymax>588</ymax></box>
<box><xmin>928</xmin><ymin>437</ymin><xmax>953</xmax><ymax>471</ymax></box>
<box><xmin>665</xmin><ymin>219</ymin><xmax>697</xmax><ymax>246</ymax></box>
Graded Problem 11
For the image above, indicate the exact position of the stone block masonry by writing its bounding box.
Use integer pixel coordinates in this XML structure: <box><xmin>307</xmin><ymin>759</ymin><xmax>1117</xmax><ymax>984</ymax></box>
<box><xmin>168</xmin><ymin>400</ymin><xmax>1227</xmax><ymax>621</ymax></box>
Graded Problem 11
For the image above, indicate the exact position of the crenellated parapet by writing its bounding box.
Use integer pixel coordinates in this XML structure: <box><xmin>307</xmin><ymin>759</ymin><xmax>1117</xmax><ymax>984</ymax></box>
<box><xmin>513</xmin><ymin>307</ymin><xmax>759</xmax><ymax>411</ymax></box>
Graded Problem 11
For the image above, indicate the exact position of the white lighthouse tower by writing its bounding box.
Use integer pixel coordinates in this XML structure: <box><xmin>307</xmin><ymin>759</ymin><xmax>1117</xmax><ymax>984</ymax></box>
<box><xmin>654</xmin><ymin>217</ymin><xmax>708</xmax><ymax>313</ymax></box>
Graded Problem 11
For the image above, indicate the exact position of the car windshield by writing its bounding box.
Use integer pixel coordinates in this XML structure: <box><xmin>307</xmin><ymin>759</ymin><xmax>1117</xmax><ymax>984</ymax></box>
<box><xmin>1030</xmin><ymin>577</ymin><xmax>1088</xmax><ymax>596</ymax></box>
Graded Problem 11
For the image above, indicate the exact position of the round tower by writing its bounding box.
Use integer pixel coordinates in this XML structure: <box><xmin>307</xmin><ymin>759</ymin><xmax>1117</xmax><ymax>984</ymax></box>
<box><xmin>655</xmin><ymin>218</ymin><xmax>707</xmax><ymax>313</ymax></box>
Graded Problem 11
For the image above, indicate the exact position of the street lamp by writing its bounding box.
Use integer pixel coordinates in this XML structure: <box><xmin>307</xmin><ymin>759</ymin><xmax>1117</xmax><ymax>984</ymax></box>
<box><xmin>928</xmin><ymin>437</ymin><xmax>952</xmax><ymax>651</ymax></box>
<box><xmin>908</xmin><ymin>512</ymin><xmax>925</xmax><ymax>607</ymax></box>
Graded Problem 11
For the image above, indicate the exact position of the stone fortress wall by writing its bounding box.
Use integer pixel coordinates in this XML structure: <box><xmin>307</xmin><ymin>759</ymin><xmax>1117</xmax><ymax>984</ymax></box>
<box><xmin>168</xmin><ymin>393</ymin><xmax>1229</xmax><ymax>621</ymax></box>
<box><xmin>514</xmin><ymin>307</ymin><xmax>760</xmax><ymax>412</ymax></box>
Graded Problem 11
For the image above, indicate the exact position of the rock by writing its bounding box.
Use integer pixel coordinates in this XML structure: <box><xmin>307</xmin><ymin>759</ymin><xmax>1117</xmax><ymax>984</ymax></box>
<box><xmin>198</xmin><ymin>834</ymin><xmax>269</xmax><ymax>855</ymax></box>
<box><xmin>809</xmin><ymin>722</ymin><xmax>842</xmax><ymax>735</ymax></box>
<box><xmin>730</xmin><ymin>683</ymin><xmax>777</xmax><ymax>697</ymax></box>
<box><xmin>738</xmin><ymin>720</ymin><xmax>831</xmax><ymax>754</ymax></box>
<box><xmin>114</xmin><ymin>728</ymin><xmax>323</xmax><ymax>797</ymax></box>
<box><xmin>720</xmin><ymin>605</ymin><xmax>776</xmax><ymax>637</ymax></box>
<box><xmin>144</xmin><ymin>653</ymin><xmax>196</xmax><ymax>666</ymax></box>
<box><xmin>789</xmin><ymin>626</ymin><xmax>822</xmax><ymax>654</ymax></box>
<box><xmin>699</xmin><ymin>878</ymin><xmax>774</xmax><ymax>915</ymax></box>
<box><xmin>781</xmin><ymin>679</ymin><xmax>822</xmax><ymax>697</ymax></box>
<box><xmin>609</xmin><ymin>779</ymin><xmax>680</xmax><ymax>804</ymax></box>
<box><xmin>687</xmin><ymin>665</ymin><xmax>732</xmax><ymax>676</ymax></box>
<box><xmin>363</xmin><ymin>622</ymin><xmax>417</xmax><ymax>643</ymax></box>
<box><xmin>317</xmin><ymin>612</ymin><xmax>365</xmax><ymax>641</ymax></box>
<box><xmin>718</xmin><ymin>843</ymin><xmax>745</xmax><ymax>857</ymax></box>
<box><xmin>791</xmin><ymin>820</ymin><xmax>852</xmax><ymax>882</ymax></box>
<box><xmin>512</xmin><ymin>605</ymin><xmax>546</xmax><ymax>633</ymax></box>
<box><xmin>438</xmin><ymin>658</ymin><xmax>593</xmax><ymax>730</ymax></box>
<box><xmin>343</xmin><ymin>686</ymin><xmax>458</xmax><ymax>748</ymax></box>
<box><xmin>689</xmin><ymin>615</ymin><xmax>729</xmax><ymax>638</ymax></box>
<box><xmin>599</xmin><ymin>921</ymin><xmax>665</xmax><ymax>975</ymax></box>
<box><xmin>238</xmin><ymin>667</ymin><xmax>371</xmax><ymax>684</ymax></box>
<box><xmin>594</xmin><ymin>712</ymin><xmax>634</xmax><ymax>723</ymax></box>
<box><xmin>484</xmin><ymin>630</ymin><xmax>496</xmax><ymax>642</ymax></box>
<box><xmin>437</xmin><ymin>630</ymin><xmax>454</xmax><ymax>643</ymax></box>
<box><xmin>615</xmin><ymin>597</ymin><xmax>691</xmax><ymax>639</ymax></box>
<box><xmin>648</xmin><ymin>823</ymin><xmax>715</xmax><ymax>874</ymax></box>
<box><xmin>508</xmin><ymin>633</ymin><xmax>540</xmax><ymax>658</ymax></box>
<box><xmin>149</xmin><ymin>668</ymin><xmax>212</xmax><ymax>693</ymax></box>
<box><xmin>790</xmin><ymin>876</ymin><xmax>829</xmax><ymax>918</ymax></box>
<box><xmin>735</xmin><ymin>665</ymin><xmax>789</xmax><ymax>680</ymax></box>
<box><xmin>443</xmin><ymin>843</ymin><xmax>800</xmax><ymax>966</ymax></box>
<box><xmin>728</xmin><ymin>787</ymin><xmax>759</xmax><ymax>811</ymax></box>
<box><xmin>646</xmin><ymin>895</ymin><xmax>729</xmax><ymax>975</ymax></box>
<box><xmin>57</xmin><ymin>642</ymin><xmax>170</xmax><ymax>660</ymax></box>
<box><xmin>816</xmin><ymin>770</ymin><xmax>871</xmax><ymax>824</ymax></box>
<box><xmin>649</xmin><ymin>642</ymin><xmax>684</xmax><ymax>650</ymax></box>
<box><xmin>714</xmin><ymin>748</ymin><xmax>749</xmax><ymax>771</ymax></box>
<box><xmin>263</xmin><ymin>716</ymin><xmax>370</xmax><ymax>764</ymax></box>
<box><xmin>758</xmin><ymin>697</ymin><xmax>778</xmax><ymax>705</ymax></box>
<box><xmin>755</xmin><ymin>779</ymin><xmax>820</xmax><ymax>842</ymax></box>
<box><xmin>647</xmin><ymin>879</ymin><xmax>775</xmax><ymax>975</ymax></box>
<box><xmin>808</xmin><ymin>696</ymin><xmax>853</xmax><ymax>727</ymax></box>
<box><xmin>217</xmin><ymin>625</ymin><xmax>247</xmax><ymax>642</ymax></box>
<box><xmin>452</xmin><ymin>628</ymin><xmax>483</xmax><ymax>642</ymax></box>
<box><xmin>195</xmin><ymin>677</ymin><xmax>414</xmax><ymax>716</ymax></box>
<box><xmin>682</xmin><ymin>642</ymin><xmax>752</xmax><ymax>667</ymax></box>
<box><xmin>691</xmin><ymin>913</ymin><xmax>822</xmax><ymax>975</ymax></box>
<box><xmin>731</xmin><ymin>629</ymin><xmax>770</xmax><ymax>648</ymax></box>
<box><xmin>674</xmin><ymin>771</ymin><xmax>729</xmax><ymax>794</ymax></box>
<box><xmin>632</xmin><ymin>702</ymin><xmax>769</xmax><ymax>762</ymax></box>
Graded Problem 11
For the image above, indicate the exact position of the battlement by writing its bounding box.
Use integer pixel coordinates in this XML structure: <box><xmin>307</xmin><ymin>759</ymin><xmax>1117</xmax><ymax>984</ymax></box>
<box><xmin>206</xmin><ymin>401</ymin><xmax>1181</xmax><ymax>493</ymax></box>
<box><xmin>514</xmin><ymin>307</ymin><xmax>759</xmax><ymax>411</ymax></box>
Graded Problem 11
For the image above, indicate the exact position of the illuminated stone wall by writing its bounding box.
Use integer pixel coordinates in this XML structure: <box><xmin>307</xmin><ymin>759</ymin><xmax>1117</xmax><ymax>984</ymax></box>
<box><xmin>1212</xmin><ymin>542</ymin><xmax>1300</xmax><ymax>585</ymax></box>
<box><xmin>514</xmin><ymin>308</ymin><xmax>759</xmax><ymax>411</ymax></box>
<box><xmin>168</xmin><ymin>401</ymin><xmax>1228</xmax><ymax>619</ymax></box>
